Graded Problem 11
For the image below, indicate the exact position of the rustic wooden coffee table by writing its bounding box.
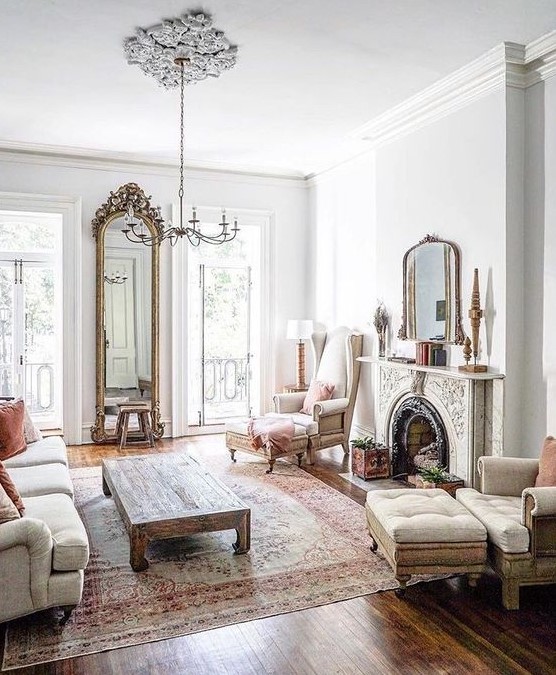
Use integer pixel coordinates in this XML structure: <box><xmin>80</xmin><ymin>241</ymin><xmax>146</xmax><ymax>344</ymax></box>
<box><xmin>102</xmin><ymin>452</ymin><xmax>251</xmax><ymax>571</ymax></box>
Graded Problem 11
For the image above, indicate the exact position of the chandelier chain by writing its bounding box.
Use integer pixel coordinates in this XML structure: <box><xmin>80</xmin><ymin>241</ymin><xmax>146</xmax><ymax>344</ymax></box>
<box><xmin>179</xmin><ymin>61</ymin><xmax>185</xmax><ymax>224</ymax></box>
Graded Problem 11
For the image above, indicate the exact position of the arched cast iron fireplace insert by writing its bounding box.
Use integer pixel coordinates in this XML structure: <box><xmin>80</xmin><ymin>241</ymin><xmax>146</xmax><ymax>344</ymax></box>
<box><xmin>390</xmin><ymin>396</ymin><xmax>448</xmax><ymax>479</ymax></box>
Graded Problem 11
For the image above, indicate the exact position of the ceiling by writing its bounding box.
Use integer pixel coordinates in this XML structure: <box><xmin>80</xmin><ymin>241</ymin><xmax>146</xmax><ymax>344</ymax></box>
<box><xmin>1</xmin><ymin>1</ymin><xmax>556</xmax><ymax>176</ymax></box>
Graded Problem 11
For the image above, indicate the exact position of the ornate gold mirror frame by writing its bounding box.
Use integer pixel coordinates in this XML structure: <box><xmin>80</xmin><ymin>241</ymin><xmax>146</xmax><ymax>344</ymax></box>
<box><xmin>398</xmin><ymin>234</ymin><xmax>465</xmax><ymax>345</ymax></box>
<box><xmin>91</xmin><ymin>183</ymin><xmax>164</xmax><ymax>442</ymax></box>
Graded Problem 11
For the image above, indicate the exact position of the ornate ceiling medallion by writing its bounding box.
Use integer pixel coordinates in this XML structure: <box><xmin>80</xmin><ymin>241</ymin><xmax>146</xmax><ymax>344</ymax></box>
<box><xmin>123</xmin><ymin>12</ymin><xmax>238</xmax><ymax>89</ymax></box>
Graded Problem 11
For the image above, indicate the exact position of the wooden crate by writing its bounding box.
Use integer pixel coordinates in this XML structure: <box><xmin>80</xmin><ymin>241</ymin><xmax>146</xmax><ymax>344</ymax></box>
<box><xmin>351</xmin><ymin>446</ymin><xmax>390</xmax><ymax>480</ymax></box>
<box><xmin>409</xmin><ymin>474</ymin><xmax>464</xmax><ymax>497</ymax></box>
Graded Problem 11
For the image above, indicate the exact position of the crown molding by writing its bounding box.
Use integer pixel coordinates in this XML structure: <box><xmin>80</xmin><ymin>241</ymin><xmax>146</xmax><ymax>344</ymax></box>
<box><xmin>351</xmin><ymin>43</ymin><xmax>514</xmax><ymax>147</ymax></box>
<box><xmin>0</xmin><ymin>140</ymin><xmax>308</xmax><ymax>188</ymax></box>
<box><xmin>350</xmin><ymin>32</ymin><xmax>556</xmax><ymax>151</ymax></box>
<box><xmin>523</xmin><ymin>30</ymin><xmax>556</xmax><ymax>86</ymax></box>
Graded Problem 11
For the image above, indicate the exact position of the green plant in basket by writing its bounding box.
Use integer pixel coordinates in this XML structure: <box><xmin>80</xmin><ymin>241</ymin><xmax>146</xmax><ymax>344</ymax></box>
<box><xmin>350</xmin><ymin>436</ymin><xmax>387</xmax><ymax>450</ymax></box>
<box><xmin>417</xmin><ymin>465</ymin><xmax>449</xmax><ymax>484</ymax></box>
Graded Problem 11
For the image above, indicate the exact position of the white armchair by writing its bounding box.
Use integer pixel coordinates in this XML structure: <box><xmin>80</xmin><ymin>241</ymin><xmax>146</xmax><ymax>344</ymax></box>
<box><xmin>272</xmin><ymin>327</ymin><xmax>363</xmax><ymax>464</ymax></box>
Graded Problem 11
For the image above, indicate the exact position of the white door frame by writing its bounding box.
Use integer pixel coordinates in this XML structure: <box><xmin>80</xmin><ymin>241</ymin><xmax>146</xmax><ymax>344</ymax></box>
<box><xmin>0</xmin><ymin>192</ymin><xmax>82</xmax><ymax>444</ymax></box>
<box><xmin>171</xmin><ymin>205</ymin><xmax>274</xmax><ymax>437</ymax></box>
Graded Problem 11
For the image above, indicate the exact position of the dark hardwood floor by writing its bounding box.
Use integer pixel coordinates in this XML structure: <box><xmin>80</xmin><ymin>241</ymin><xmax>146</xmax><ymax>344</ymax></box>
<box><xmin>2</xmin><ymin>435</ymin><xmax>555</xmax><ymax>675</ymax></box>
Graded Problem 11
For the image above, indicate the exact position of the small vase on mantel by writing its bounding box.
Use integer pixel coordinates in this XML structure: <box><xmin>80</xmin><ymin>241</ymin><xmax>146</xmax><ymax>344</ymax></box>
<box><xmin>373</xmin><ymin>303</ymin><xmax>389</xmax><ymax>359</ymax></box>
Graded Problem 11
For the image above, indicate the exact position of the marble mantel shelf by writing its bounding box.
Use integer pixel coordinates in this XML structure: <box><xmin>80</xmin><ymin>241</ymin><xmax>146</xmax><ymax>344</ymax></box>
<box><xmin>357</xmin><ymin>357</ymin><xmax>505</xmax><ymax>382</ymax></box>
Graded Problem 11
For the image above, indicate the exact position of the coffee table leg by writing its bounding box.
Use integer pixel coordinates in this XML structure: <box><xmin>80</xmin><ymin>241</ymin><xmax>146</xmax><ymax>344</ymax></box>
<box><xmin>130</xmin><ymin>526</ymin><xmax>149</xmax><ymax>571</ymax></box>
<box><xmin>233</xmin><ymin>511</ymin><xmax>251</xmax><ymax>554</ymax></box>
<box><xmin>102</xmin><ymin>474</ymin><xmax>111</xmax><ymax>496</ymax></box>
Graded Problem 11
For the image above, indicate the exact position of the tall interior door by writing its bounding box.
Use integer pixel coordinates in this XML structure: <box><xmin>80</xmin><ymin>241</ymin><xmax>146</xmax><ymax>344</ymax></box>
<box><xmin>198</xmin><ymin>264</ymin><xmax>251</xmax><ymax>425</ymax></box>
<box><xmin>104</xmin><ymin>257</ymin><xmax>137</xmax><ymax>389</ymax></box>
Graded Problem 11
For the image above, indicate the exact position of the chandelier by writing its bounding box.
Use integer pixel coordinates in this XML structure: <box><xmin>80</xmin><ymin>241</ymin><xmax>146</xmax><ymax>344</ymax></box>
<box><xmin>123</xmin><ymin>12</ymin><xmax>239</xmax><ymax>247</ymax></box>
<box><xmin>104</xmin><ymin>271</ymin><xmax>128</xmax><ymax>285</ymax></box>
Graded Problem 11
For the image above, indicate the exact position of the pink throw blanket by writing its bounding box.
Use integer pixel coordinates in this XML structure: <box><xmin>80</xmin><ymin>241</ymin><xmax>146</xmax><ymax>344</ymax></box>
<box><xmin>247</xmin><ymin>417</ymin><xmax>295</xmax><ymax>454</ymax></box>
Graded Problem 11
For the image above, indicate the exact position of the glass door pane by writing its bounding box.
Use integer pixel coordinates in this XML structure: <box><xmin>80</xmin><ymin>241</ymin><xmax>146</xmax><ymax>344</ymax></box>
<box><xmin>23</xmin><ymin>266</ymin><xmax>58</xmax><ymax>423</ymax></box>
<box><xmin>0</xmin><ymin>267</ymin><xmax>14</xmax><ymax>397</ymax></box>
<box><xmin>202</xmin><ymin>265</ymin><xmax>251</xmax><ymax>424</ymax></box>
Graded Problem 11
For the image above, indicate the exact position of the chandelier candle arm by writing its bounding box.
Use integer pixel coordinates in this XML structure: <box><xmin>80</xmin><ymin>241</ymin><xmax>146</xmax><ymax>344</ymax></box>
<box><xmin>122</xmin><ymin>11</ymin><xmax>240</xmax><ymax>248</ymax></box>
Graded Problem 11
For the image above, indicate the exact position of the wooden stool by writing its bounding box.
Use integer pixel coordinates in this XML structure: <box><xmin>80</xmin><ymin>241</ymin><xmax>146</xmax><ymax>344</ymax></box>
<box><xmin>116</xmin><ymin>404</ymin><xmax>155</xmax><ymax>451</ymax></box>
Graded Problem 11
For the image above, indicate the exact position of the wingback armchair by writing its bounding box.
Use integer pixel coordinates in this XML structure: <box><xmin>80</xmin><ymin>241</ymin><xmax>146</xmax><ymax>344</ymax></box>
<box><xmin>456</xmin><ymin>456</ymin><xmax>556</xmax><ymax>609</ymax></box>
<box><xmin>272</xmin><ymin>327</ymin><xmax>363</xmax><ymax>464</ymax></box>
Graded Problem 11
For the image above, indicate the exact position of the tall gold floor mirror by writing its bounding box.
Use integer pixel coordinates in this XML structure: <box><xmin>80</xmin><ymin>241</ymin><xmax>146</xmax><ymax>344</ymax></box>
<box><xmin>91</xmin><ymin>183</ymin><xmax>164</xmax><ymax>443</ymax></box>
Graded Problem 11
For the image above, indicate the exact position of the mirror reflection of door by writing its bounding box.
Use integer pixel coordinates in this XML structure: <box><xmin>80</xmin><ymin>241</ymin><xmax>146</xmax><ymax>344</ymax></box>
<box><xmin>103</xmin><ymin>219</ymin><xmax>152</xmax><ymax>429</ymax></box>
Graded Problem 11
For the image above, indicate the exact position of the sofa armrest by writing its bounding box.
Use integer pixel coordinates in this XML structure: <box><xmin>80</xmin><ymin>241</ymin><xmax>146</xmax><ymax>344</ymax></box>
<box><xmin>522</xmin><ymin>487</ymin><xmax>556</xmax><ymax>558</ymax></box>
<box><xmin>273</xmin><ymin>392</ymin><xmax>305</xmax><ymax>414</ymax></box>
<box><xmin>0</xmin><ymin>518</ymin><xmax>53</xmax><ymax>611</ymax></box>
<box><xmin>522</xmin><ymin>487</ymin><xmax>556</xmax><ymax>519</ymax></box>
<box><xmin>313</xmin><ymin>397</ymin><xmax>349</xmax><ymax>418</ymax></box>
<box><xmin>478</xmin><ymin>456</ymin><xmax>539</xmax><ymax>496</ymax></box>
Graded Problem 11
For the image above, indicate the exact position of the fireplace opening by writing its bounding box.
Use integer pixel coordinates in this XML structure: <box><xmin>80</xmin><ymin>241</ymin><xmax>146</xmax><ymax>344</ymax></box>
<box><xmin>390</xmin><ymin>397</ymin><xmax>448</xmax><ymax>479</ymax></box>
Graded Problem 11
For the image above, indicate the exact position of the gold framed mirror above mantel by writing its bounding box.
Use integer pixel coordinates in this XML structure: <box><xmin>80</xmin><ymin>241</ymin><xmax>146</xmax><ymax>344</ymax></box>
<box><xmin>91</xmin><ymin>183</ymin><xmax>164</xmax><ymax>443</ymax></box>
<box><xmin>398</xmin><ymin>234</ymin><xmax>465</xmax><ymax>345</ymax></box>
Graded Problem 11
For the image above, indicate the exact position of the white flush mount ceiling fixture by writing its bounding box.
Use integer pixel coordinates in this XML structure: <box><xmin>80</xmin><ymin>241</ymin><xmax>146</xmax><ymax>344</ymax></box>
<box><xmin>122</xmin><ymin>11</ymin><xmax>239</xmax><ymax>247</ymax></box>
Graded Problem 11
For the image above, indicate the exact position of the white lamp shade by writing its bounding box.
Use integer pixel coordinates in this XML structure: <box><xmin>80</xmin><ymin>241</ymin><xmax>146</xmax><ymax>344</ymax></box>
<box><xmin>286</xmin><ymin>319</ymin><xmax>314</xmax><ymax>340</ymax></box>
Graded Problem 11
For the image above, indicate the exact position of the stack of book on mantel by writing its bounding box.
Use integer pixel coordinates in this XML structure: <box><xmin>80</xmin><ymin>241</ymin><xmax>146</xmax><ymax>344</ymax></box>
<box><xmin>416</xmin><ymin>341</ymin><xmax>447</xmax><ymax>366</ymax></box>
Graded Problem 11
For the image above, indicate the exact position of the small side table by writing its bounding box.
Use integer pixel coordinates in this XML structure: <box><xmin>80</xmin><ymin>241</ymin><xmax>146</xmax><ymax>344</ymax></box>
<box><xmin>116</xmin><ymin>403</ymin><xmax>155</xmax><ymax>451</ymax></box>
<box><xmin>283</xmin><ymin>384</ymin><xmax>309</xmax><ymax>393</ymax></box>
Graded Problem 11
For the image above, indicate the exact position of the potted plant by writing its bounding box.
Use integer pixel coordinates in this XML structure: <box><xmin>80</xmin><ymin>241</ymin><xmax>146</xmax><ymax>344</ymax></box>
<box><xmin>417</xmin><ymin>465</ymin><xmax>449</xmax><ymax>488</ymax></box>
<box><xmin>350</xmin><ymin>437</ymin><xmax>390</xmax><ymax>480</ymax></box>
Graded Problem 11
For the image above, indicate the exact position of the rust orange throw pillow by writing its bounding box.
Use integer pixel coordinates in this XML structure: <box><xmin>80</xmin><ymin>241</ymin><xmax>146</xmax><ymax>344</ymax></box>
<box><xmin>300</xmin><ymin>380</ymin><xmax>335</xmax><ymax>415</ymax></box>
<box><xmin>535</xmin><ymin>435</ymin><xmax>556</xmax><ymax>487</ymax></box>
<box><xmin>0</xmin><ymin>461</ymin><xmax>25</xmax><ymax>514</ymax></box>
<box><xmin>0</xmin><ymin>400</ymin><xmax>26</xmax><ymax>461</ymax></box>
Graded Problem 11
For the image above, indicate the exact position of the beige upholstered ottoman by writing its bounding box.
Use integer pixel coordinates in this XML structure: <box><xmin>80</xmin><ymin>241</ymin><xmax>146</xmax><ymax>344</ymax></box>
<box><xmin>225</xmin><ymin>420</ymin><xmax>308</xmax><ymax>473</ymax></box>
<box><xmin>365</xmin><ymin>488</ymin><xmax>488</xmax><ymax>596</ymax></box>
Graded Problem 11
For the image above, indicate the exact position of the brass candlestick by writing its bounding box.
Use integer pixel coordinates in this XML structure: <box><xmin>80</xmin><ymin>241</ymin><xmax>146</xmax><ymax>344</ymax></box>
<box><xmin>459</xmin><ymin>268</ymin><xmax>487</xmax><ymax>373</ymax></box>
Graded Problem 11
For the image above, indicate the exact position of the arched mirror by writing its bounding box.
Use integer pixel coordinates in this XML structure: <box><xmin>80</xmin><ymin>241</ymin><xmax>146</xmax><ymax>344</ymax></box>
<box><xmin>398</xmin><ymin>234</ymin><xmax>465</xmax><ymax>345</ymax></box>
<box><xmin>91</xmin><ymin>183</ymin><xmax>164</xmax><ymax>442</ymax></box>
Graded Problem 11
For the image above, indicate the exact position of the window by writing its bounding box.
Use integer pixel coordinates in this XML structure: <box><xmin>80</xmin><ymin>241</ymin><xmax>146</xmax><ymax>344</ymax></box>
<box><xmin>0</xmin><ymin>211</ymin><xmax>63</xmax><ymax>430</ymax></box>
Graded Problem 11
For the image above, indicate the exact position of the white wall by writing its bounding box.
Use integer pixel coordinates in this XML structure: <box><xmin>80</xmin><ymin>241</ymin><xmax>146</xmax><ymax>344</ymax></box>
<box><xmin>308</xmin><ymin>152</ymin><xmax>377</xmax><ymax>434</ymax></box>
<box><xmin>0</xmin><ymin>156</ymin><xmax>308</xmax><ymax>440</ymax></box>
<box><xmin>522</xmin><ymin>76</ymin><xmax>556</xmax><ymax>456</ymax></box>
<box><xmin>309</xmin><ymin>89</ymin><xmax>528</xmax><ymax>449</ymax></box>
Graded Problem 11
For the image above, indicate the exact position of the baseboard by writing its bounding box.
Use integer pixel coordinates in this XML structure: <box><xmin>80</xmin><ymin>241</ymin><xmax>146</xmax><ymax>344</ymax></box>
<box><xmin>350</xmin><ymin>423</ymin><xmax>375</xmax><ymax>441</ymax></box>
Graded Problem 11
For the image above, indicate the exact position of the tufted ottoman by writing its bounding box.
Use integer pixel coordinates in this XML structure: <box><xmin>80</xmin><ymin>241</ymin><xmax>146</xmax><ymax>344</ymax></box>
<box><xmin>225</xmin><ymin>419</ymin><xmax>308</xmax><ymax>473</ymax></box>
<box><xmin>365</xmin><ymin>488</ymin><xmax>488</xmax><ymax>596</ymax></box>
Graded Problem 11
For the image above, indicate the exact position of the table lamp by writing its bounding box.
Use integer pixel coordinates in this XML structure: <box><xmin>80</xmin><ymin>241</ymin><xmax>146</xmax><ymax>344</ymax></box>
<box><xmin>286</xmin><ymin>319</ymin><xmax>314</xmax><ymax>389</ymax></box>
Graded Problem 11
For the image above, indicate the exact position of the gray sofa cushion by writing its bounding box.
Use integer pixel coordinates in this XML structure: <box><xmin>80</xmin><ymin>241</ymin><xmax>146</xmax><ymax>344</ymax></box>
<box><xmin>24</xmin><ymin>494</ymin><xmax>89</xmax><ymax>570</ymax></box>
<box><xmin>3</xmin><ymin>436</ymin><xmax>68</xmax><ymax>469</ymax></box>
<box><xmin>456</xmin><ymin>488</ymin><xmax>528</xmax><ymax>553</ymax></box>
<box><xmin>9</xmin><ymin>463</ymin><xmax>74</xmax><ymax>499</ymax></box>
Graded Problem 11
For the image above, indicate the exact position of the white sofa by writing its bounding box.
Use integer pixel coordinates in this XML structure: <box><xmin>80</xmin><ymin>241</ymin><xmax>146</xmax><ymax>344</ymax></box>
<box><xmin>0</xmin><ymin>436</ymin><xmax>89</xmax><ymax>624</ymax></box>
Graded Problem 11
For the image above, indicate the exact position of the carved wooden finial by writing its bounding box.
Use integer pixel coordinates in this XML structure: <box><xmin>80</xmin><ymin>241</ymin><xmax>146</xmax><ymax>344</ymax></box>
<box><xmin>459</xmin><ymin>268</ymin><xmax>487</xmax><ymax>373</ymax></box>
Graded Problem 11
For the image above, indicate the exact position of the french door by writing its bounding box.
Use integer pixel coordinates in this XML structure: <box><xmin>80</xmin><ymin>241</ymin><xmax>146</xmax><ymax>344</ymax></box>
<box><xmin>0</xmin><ymin>257</ymin><xmax>61</xmax><ymax>427</ymax></box>
<box><xmin>196</xmin><ymin>263</ymin><xmax>252</xmax><ymax>426</ymax></box>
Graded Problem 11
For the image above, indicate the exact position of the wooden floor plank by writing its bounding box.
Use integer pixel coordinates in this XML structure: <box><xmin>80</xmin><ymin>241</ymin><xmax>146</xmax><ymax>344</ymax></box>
<box><xmin>2</xmin><ymin>435</ymin><xmax>554</xmax><ymax>675</ymax></box>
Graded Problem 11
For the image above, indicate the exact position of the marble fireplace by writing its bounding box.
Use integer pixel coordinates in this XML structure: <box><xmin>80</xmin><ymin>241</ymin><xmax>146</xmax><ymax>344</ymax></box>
<box><xmin>359</xmin><ymin>358</ymin><xmax>505</xmax><ymax>487</ymax></box>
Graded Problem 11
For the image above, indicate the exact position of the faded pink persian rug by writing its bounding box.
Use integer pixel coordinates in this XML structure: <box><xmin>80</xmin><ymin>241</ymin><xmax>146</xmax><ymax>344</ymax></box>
<box><xmin>3</xmin><ymin>454</ymin><xmax>410</xmax><ymax>670</ymax></box>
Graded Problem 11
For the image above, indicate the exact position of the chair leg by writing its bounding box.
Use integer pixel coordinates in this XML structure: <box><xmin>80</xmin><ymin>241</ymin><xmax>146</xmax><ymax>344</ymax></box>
<box><xmin>119</xmin><ymin>413</ymin><xmax>129</xmax><ymax>451</ymax></box>
<box><xmin>229</xmin><ymin>448</ymin><xmax>236</xmax><ymax>462</ymax></box>
<box><xmin>266</xmin><ymin>459</ymin><xmax>276</xmax><ymax>474</ymax></box>
<box><xmin>296</xmin><ymin>452</ymin><xmax>303</xmax><ymax>467</ymax></box>
<box><xmin>501</xmin><ymin>578</ymin><xmax>520</xmax><ymax>610</ymax></box>
<box><xmin>341</xmin><ymin>440</ymin><xmax>350</xmax><ymax>455</ymax></box>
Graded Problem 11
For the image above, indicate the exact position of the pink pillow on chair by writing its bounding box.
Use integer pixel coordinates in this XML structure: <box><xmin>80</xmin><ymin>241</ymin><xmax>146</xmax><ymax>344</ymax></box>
<box><xmin>300</xmin><ymin>380</ymin><xmax>335</xmax><ymax>415</ymax></box>
<box><xmin>535</xmin><ymin>436</ymin><xmax>556</xmax><ymax>487</ymax></box>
